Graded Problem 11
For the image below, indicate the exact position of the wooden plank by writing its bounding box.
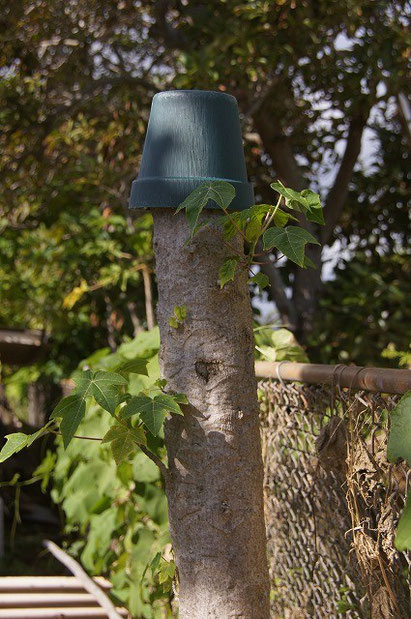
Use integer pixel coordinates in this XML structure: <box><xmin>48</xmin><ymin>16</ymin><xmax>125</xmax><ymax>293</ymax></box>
<box><xmin>0</xmin><ymin>608</ymin><xmax>127</xmax><ymax>619</ymax></box>
<box><xmin>255</xmin><ymin>361</ymin><xmax>411</xmax><ymax>394</ymax></box>
<box><xmin>0</xmin><ymin>577</ymin><xmax>111</xmax><ymax>592</ymax></box>
<box><xmin>44</xmin><ymin>541</ymin><xmax>122</xmax><ymax>619</ymax></box>
<box><xmin>0</xmin><ymin>593</ymin><xmax>97</xmax><ymax>608</ymax></box>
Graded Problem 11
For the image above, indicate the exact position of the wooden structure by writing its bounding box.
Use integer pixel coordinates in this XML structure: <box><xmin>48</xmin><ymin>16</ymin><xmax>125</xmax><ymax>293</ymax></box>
<box><xmin>0</xmin><ymin>577</ymin><xmax>128</xmax><ymax>618</ymax></box>
<box><xmin>0</xmin><ymin>329</ymin><xmax>47</xmax><ymax>366</ymax></box>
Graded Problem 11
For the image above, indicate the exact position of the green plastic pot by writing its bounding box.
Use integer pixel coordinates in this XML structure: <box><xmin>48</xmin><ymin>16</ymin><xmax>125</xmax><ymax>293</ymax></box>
<box><xmin>129</xmin><ymin>90</ymin><xmax>253</xmax><ymax>211</ymax></box>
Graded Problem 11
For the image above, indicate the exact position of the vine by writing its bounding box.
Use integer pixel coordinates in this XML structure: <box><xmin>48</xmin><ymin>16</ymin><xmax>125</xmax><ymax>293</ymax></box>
<box><xmin>175</xmin><ymin>179</ymin><xmax>324</xmax><ymax>289</ymax></box>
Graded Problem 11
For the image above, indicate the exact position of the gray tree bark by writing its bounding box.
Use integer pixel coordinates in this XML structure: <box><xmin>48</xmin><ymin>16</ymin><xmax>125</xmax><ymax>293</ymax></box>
<box><xmin>151</xmin><ymin>209</ymin><xmax>270</xmax><ymax>619</ymax></box>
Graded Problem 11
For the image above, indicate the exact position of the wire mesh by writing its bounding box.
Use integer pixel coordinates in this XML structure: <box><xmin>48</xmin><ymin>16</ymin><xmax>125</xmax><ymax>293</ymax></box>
<box><xmin>259</xmin><ymin>380</ymin><xmax>410</xmax><ymax>618</ymax></box>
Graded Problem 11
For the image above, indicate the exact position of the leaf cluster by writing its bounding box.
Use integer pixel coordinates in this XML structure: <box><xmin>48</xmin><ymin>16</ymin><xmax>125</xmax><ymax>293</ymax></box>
<box><xmin>0</xmin><ymin>329</ymin><xmax>186</xmax><ymax>470</ymax></box>
<box><xmin>176</xmin><ymin>179</ymin><xmax>323</xmax><ymax>289</ymax></box>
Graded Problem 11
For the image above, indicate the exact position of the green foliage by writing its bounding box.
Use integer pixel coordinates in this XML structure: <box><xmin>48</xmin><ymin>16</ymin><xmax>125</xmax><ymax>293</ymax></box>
<box><xmin>177</xmin><ymin>179</ymin><xmax>324</xmax><ymax>287</ymax></box>
<box><xmin>44</xmin><ymin>332</ymin><xmax>175</xmax><ymax>617</ymax></box>
<box><xmin>263</xmin><ymin>226</ymin><xmax>319</xmax><ymax>268</ymax></box>
<box><xmin>0</xmin><ymin>329</ymin><xmax>184</xmax><ymax>467</ymax></box>
<box><xmin>270</xmin><ymin>181</ymin><xmax>325</xmax><ymax>225</ymax></box>
<box><xmin>168</xmin><ymin>305</ymin><xmax>187</xmax><ymax>329</ymax></box>
<box><xmin>219</xmin><ymin>257</ymin><xmax>239</xmax><ymax>288</ymax></box>
<box><xmin>121</xmin><ymin>394</ymin><xmax>184</xmax><ymax>437</ymax></box>
<box><xmin>0</xmin><ymin>422</ymin><xmax>53</xmax><ymax>463</ymax></box>
<box><xmin>175</xmin><ymin>181</ymin><xmax>235</xmax><ymax>235</ymax></box>
<box><xmin>387</xmin><ymin>391</ymin><xmax>411</xmax><ymax>551</ymax></box>
<box><xmin>309</xmin><ymin>251</ymin><xmax>411</xmax><ymax>367</ymax></box>
<box><xmin>254</xmin><ymin>327</ymin><xmax>309</xmax><ymax>363</ymax></box>
<box><xmin>249</xmin><ymin>273</ymin><xmax>269</xmax><ymax>292</ymax></box>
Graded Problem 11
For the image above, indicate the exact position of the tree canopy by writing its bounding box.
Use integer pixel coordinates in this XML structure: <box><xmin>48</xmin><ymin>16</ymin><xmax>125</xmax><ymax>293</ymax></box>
<box><xmin>0</xmin><ymin>0</ymin><xmax>409</xmax><ymax>372</ymax></box>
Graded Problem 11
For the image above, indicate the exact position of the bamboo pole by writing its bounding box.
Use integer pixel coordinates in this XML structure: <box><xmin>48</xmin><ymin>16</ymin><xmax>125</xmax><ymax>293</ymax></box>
<box><xmin>255</xmin><ymin>361</ymin><xmax>411</xmax><ymax>394</ymax></box>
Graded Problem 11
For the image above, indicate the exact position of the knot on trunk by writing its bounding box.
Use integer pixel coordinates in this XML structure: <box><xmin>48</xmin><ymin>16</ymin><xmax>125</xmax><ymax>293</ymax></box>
<box><xmin>195</xmin><ymin>360</ymin><xmax>220</xmax><ymax>383</ymax></box>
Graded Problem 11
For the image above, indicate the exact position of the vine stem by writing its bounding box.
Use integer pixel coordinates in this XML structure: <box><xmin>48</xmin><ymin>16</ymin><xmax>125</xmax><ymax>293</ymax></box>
<box><xmin>113</xmin><ymin>414</ymin><xmax>170</xmax><ymax>481</ymax></box>
<box><xmin>201</xmin><ymin>220</ymin><xmax>244</xmax><ymax>258</ymax></box>
<box><xmin>220</xmin><ymin>206</ymin><xmax>248</xmax><ymax>242</ymax></box>
<box><xmin>140</xmin><ymin>445</ymin><xmax>170</xmax><ymax>482</ymax></box>
<box><xmin>52</xmin><ymin>431</ymin><xmax>102</xmax><ymax>441</ymax></box>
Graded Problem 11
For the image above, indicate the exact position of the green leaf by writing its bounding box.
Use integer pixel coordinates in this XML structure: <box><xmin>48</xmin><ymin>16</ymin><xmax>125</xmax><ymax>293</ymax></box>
<box><xmin>121</xmin><ymin>393</ymin><xmax>183</xmax><ymax>435</ymax></box>
<box><xmin>114</xmin><ymin>358</ymin><xmax>149</xmax><ymax>377</ymax></box>
<box><xmin>244</xmin><ymin>216</ymin><xmax>262</xmax><ymax>243</ymax></box>
<box><xmin>154</xmin><ymin>379</ymin><xmax>168</xmax><ymax>390</ymax></box>
<box><xmin>111</xmin><ymin>435</ymin><xmax>136</xmax><ymax>466</ymax></box>
<box><xmin>168</xmin><ymin>316</ymin><xmax>179</xmax><ymax>329</ymax></box>
<box><xmin>154</xmin><ymin>394</ymin><xmax>184</xmax><ymax>416</ymax></box>
<box><xmin>140</xmin><ymin>404</ymin><xmax>168</xmax><ymax>436</ymax></box>
<box><xmin>129</xmin><ymin>426</ymin><xmax>147</xmax><ymax>445</ymax></box>
<box><xmin>300</xmin><ymin>189</ymin><xmax>325</xmax><ymax>225</ymax></box>
<box><xmin>0</xmin><ymin>433</ymin><xmax>29</xmax><ymax>463</ymax></box>
<box><xmin>249</xmin><ymin>272</ymin><xmax>270</xmax><ymax>291</ymax></box>
<box><xmin>219</xmin><ymin>257</ymin><xmax>239</xmax><ymax>288</ymax></box>
<box><xmin>72</xmin><ymin>369</ymin><xmax>94</xmax><ymax>394</ymax></box>
<box><xmin>270</xmin><ymin>181</ymin><xmax>324</xmax><ymax>225</ymax></box>
<box><xmin>175</xmin><ymin>181</ymin><xmax>235</xmax><ymax>235</ymax></box>
<box><xmin>72</xmin><ymin>369</ymin><xmax>127</xmax><ymax>415</ymax></box>
<box><xmin>102</xmin><ymin>424</ymin><xmax>146</xmax><ymax>465</ymax></box>
<box><xmin>395</xmin><ymin>493</ymin><xmax>411</xmax><ymax>551</ymax></box>
<box><xmin>0</xmin><ymin>423</ymin><xmax>53</xmax><ymax>463</ymax></box>
<box><xmin>273</xmin><ymin>209</ymin><xmax>292</xmax><ymax>228</ymax></box>
<box><xmin>157</xmin><ymin>559</ymin><xmax>176</xmax><ymax>584</ymax></box>
<box><xmin>101</xmin><ymin>425</ymin><xmax>128</xmax><ymax>444</ymax></box>
<box><xmin>170</xmin><ymin>392</ymin><xmax>188</xmax><ymax>404</ymax></box>
<box><xmin>150</xmin><ymin>552</ymin><xmax>162</xmax><ymax>577</ymax></box>
<box><xmin>174</xmin><ymin>305</ymin><xmax>186</xmax><ymax>322</ymax></box>
<box><xmin>51</xmin><ymin>395</ymin><xmax>87</xmax><ymax>448</ymax></box>
<box><xmin>387</xmin><ymin>391</ymin><xmax>411</xmax><ymax>466</ymax></box>
<box><xmin>303</xmin><ymin>254</ymin><xmax>317</xmax><ymax>269</ymax></box>
<box><xmin>263</xmin><ymin>226</ymin><xmax>319</xmax><ymax>267</ymax></box>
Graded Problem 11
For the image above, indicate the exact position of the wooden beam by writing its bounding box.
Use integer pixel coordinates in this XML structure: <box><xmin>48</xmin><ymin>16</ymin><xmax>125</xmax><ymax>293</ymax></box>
<box><xmin>0</xmin><ymin>609</ymin><xmax>127</xmax><ymax>619</ymax></box>
<box><xmin>255</xmin><ymin>361</ymin><xmax>411</xmax><ymax>394</ymax></box>
<box><xmin>43</xmin><ymin>541</ymin><xmax>122</xmax><ymax>619</ymax></box>
<box><xmin>0</xmin><ymin>577</ymin><xmax>111</xmax><ymax>592</ymax></box>
<box><xmin>0</xmin><ymin>593</ymin><xmax>96</xmax><ymax>608</ymax></box>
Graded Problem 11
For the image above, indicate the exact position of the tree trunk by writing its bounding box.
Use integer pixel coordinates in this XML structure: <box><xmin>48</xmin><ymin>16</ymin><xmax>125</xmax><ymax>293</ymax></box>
<box><xmin>152</xmin><ymin>209</ymin><xmax>270</xmax><ymax>619</ymax></box>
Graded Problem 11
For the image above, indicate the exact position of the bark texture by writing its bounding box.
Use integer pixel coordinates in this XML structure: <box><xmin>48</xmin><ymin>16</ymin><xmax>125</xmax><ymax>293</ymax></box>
<box><xmin>152</xmin><ymin>209</ymin><xmax>270</xmax><ymax>619</ymax></box>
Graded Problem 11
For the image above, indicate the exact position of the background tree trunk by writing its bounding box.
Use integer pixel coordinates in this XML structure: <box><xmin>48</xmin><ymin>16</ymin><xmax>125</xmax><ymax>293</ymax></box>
<box><xmin>152</xmin><ymin>209</ymin><xmax>270</xmax><ymax>619</ymax></box>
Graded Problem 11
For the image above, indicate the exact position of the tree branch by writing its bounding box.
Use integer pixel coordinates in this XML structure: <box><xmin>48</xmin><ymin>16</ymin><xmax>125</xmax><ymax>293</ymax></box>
<box><xmin>321</xmin><ymin>103</ymin><xmax>372</xmax><ymax>245</ymax></box>
<box><xmin>257</xmin><ymin>245</ymin><xmax>297</xmax><ymax>331</ymax></box>
<box><xmin>140</xmin><ymin>445</ymin><xmax>169</xmax><ymax>482</ymax></box>
<box><xmin>252</xmin><ymin>91</ymin><xmax>307</xmax><ymax>191</ymax></box>
<box><xmin>153</xmin><ymin>0</ymin><xmax>187</xmax><ymax>49</ymax></box>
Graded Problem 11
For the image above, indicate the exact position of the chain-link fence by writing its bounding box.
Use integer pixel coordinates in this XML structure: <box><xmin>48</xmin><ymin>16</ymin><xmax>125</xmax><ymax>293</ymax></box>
<box><xmin>259</xmin><ymin>378</ymin><xmax>410</xmax><ymax>618</ymax></box>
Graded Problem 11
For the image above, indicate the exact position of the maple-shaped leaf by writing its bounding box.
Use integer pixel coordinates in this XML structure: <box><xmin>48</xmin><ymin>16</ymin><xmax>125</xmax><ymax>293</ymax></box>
<box><xmin>102</xmin><ymin>423</ymin><xmax>146</xmax><ymax>465</ymax></box>
<box><xmin>176</xmin><ymin>181</ymin><xmax>235</xmax><ymax>236</ymax></box>
<box><xmin>120</xmin><ymin>394</ymin><xmax>183</xmax><ymax>436</ymax></box>
<box><xmin>72</xmin><ymin>369</ymin><xmax>127</xmax><ymax>415</ymax></box>
<box><xmin>263</xmin><ymin>226</ymin><xmax>319</xmax><ymax>267</ymax></box>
